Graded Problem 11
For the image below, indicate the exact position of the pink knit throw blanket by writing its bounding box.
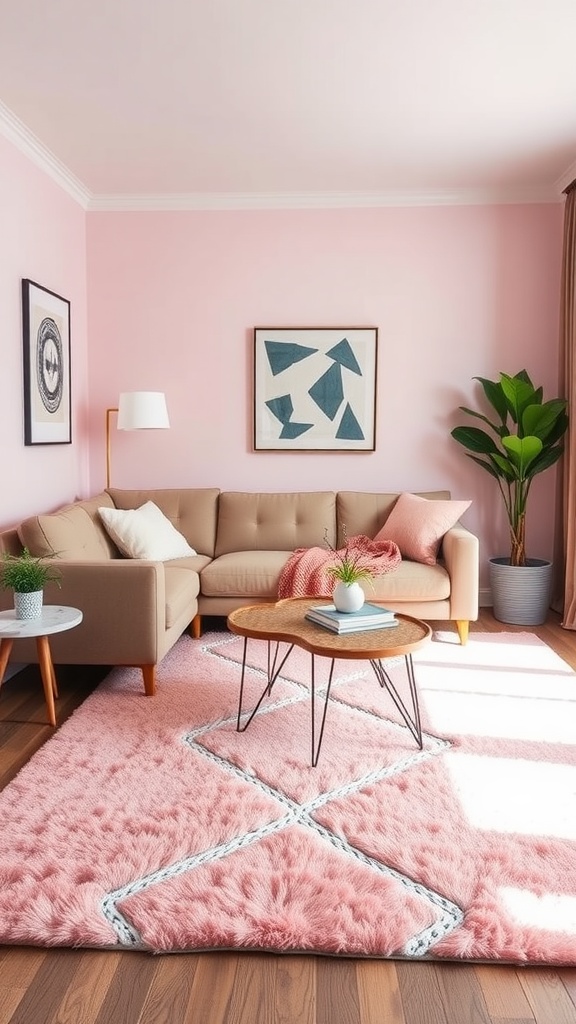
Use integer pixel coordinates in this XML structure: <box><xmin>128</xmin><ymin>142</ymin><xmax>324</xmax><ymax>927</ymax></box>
<box><xmin>278</xmin><ymin>535</ymin><xmax>401</xmax><ymax>599</ymax></box>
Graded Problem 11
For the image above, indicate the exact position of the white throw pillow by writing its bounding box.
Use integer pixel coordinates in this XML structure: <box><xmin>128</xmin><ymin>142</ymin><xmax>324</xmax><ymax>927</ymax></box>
<box><xmin>98</xmin><ymin>502</ymin><xmax>197</xmax><ymax>560</ymax></box>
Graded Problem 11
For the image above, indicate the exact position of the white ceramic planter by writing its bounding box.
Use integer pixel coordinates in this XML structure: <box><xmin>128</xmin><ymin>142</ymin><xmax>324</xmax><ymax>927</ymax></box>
<box><xmin>14</xmin><ymin>590</ymin><xmax>43</xmax><ymax>620</ymax></box>
<box><xmin>489</xmin><ymin>557</ymin><xmax>553</xmax><ymax>626</ymax></box>
<box><xmin>332</xmin><ymin>581</ymin><xmax>365</xmax><ymax>613</ymax></box>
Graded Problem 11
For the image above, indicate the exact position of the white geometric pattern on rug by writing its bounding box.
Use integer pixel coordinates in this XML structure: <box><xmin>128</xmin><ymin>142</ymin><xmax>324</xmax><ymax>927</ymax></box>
<box><xmin>101</xmin><ymin>633</ymin><xmax>461</xmax><ymax>955</ymax></box>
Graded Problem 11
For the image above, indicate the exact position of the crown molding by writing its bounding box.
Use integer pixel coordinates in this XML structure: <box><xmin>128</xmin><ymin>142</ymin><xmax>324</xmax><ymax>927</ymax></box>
<box><xmin>0</xmin><ymin>101</ymin><xmax>90</xmax><ymax>208</ymax></box>
<box><xmin>87</xmin><ymin>185</ymin><xmax>562</xmax><ymax>212</ymax></box>
<box><xmin>0</xmin><ymin>100</ymin><xmax>566</xmax><ymax>211</ymax></box>
<box><xmin>555</xmin><ymin>158</ymin><xmax>576</xmax><ymax>195</ymax></box>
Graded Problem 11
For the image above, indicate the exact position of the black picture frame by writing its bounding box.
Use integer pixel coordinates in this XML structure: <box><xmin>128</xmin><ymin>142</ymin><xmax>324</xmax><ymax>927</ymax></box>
<box><xmin>253</xmin><ymin>326</ymin><xmax>378</xmax><ymax>451</ymax></box>
<box><xmin>22</xmin><ymin>279</ymin><xmax>71</xmax><ymax>445</ymax></box>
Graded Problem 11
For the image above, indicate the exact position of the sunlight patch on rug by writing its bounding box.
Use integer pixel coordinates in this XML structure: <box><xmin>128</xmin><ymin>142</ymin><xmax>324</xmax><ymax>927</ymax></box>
<box><xmin>0</xmin><ymin>628</ymin><xmax>574</xmax><ymax>964</ymax></box>
<box><xmin>444</xmin><ymin>754</ymin><xmax>576</xmax><ymax>839</ymax></box>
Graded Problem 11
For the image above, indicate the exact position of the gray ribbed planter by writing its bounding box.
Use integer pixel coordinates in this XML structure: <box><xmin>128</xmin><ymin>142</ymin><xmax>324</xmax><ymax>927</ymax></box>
<box><xmin>489</xmin><ymin>557</ymin><xmax>553</xmax><ymax>626</ymax></box>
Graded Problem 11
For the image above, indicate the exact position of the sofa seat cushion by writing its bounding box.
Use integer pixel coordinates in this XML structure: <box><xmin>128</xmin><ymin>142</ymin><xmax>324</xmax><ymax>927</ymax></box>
<box><xmin>200</xmin><ymin>551</ymin><xmax>450</xmax><ymax>604</ymax></box>
<box><xmin>369</xmin><ymin>560</ymin><xmax>450</xmax><ymax>602</ymax></box>
<box><xmin>164</xmin><ymin>565</ymin><xmax>201</xmax><ymax>628</ymax></box>
<box><xmin>200</xmin><ymin>551</ymin><xmax>291</xmax><ymax>598</ymax></box>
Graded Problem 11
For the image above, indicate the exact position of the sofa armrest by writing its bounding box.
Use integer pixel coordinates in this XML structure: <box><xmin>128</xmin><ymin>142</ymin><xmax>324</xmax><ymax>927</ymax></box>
<box><xmin>14</xmin><ymin>559</ymin><xmax>166</xmax><ymax>665</ymax></box>
<box><xmin>441</xmin><ymin>524</ymin><xmax>479</xmax><ymax>621</ymax></box>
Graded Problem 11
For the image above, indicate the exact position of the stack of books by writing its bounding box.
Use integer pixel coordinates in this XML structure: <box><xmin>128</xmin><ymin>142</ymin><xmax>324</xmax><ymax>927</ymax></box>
<box><xmin>305</xmin><ymin>602</ymin><xmax>398</xmax><ymax>634</ymax></box>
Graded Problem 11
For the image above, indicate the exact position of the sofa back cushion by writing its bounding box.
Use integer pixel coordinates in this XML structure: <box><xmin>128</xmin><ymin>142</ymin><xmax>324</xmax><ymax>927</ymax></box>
<box><xmin>18</xmin><ymin>492</ymin><xmax>118</xmax><ymax>560</ymax></box>
<box><xmin>336</xmin><ymin>491</ymin><xmax>451</xmax><ymax>547</ymax></box>
<box><xmin>215</xmin><ymin>491</ymin><xmax>337</xmax><ymax>556</ymax></box>
<box><xmin>107</xmin><ymin>488</ymin><xmax>220</xmax><ymax>557</ymax></box>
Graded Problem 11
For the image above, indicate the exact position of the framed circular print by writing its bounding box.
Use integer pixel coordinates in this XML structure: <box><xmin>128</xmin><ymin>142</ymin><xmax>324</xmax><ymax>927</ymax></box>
<box><xmin>22</xmin><ymin>279</ymin><xmax>71</xmax><ymax>445</ymax></box>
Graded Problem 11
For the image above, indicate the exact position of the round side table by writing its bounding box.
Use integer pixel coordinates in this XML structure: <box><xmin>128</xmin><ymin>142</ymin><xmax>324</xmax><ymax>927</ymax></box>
<box><xmin>0</xmin><ymin>606</ymin><xmax>83</xmax><ymax>727</ymax></box>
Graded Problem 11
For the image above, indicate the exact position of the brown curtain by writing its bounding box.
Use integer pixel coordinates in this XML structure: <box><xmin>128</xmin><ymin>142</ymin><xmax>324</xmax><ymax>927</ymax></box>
<box><xmin>557</xmin><ymin>184</ymin><xmax>576</xmax><ymax>627</ymax></box>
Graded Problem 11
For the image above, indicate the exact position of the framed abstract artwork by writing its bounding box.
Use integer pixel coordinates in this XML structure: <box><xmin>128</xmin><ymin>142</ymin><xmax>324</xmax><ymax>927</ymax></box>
<box><xmin>253</xmin><ymin>326</ymin><xmax>378</xmax><ymax>451</ymax></box>
<box><xmin>22</xmin><ymin>279</ymin><xmax>71</xmax><ymax>445</ymax></box>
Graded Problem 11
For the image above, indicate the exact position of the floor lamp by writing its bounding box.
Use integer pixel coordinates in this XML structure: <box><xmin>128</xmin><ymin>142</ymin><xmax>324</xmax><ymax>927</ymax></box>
<box><xmin>105</xmin><ymin>391</ymin><xmax>170</xmax><ymax>488</ymax></box>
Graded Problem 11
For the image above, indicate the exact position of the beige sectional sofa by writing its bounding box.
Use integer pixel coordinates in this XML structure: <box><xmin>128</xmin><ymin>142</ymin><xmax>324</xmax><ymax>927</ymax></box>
<box><xmin>0</xmin><ymin>487</ymin><xmax>479</xmax><ymax>696</ymax></box>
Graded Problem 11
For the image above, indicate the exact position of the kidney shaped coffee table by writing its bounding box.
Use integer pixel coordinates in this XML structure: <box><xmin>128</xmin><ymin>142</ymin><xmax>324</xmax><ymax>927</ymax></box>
<box><xmin>227</xmin><ymin>597</ymin><xmax>432</xmax><ymax>766</ymax></box>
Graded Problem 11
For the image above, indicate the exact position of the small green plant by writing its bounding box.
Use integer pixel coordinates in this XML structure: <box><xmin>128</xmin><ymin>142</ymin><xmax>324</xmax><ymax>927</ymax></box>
<box><xmin>451</xmin><ymin>369</ymin><xmax>569</xmax><ymax>567</ymax></box>
<box><xmin>324</xmin><ymin>526</ymin><xmax>377</xmax><ymax>585</ymax></box>
<box><xmin>0</xmin><ymin>547</ymin><xmax>61</xmax><ymax>594</ymax></box>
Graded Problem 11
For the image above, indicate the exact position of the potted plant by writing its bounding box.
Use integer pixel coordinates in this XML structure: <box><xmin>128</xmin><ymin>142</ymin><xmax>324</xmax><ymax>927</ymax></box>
<box><xmin>324</xmin><ymin>527</ymin><xmax>379</xmax><ymax>612</ymax></box>
<box><xmin>451</xmin><ymin>369</ymin><xmax>569</xmax><ymax>624</ymax></box>
<box><xmin>0</xmin><ymin>547</ymin><xmax>61</xmax><ymax>620</ymax></box>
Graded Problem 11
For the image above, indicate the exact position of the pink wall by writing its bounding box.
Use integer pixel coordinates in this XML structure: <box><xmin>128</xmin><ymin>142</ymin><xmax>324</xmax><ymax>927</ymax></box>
<box><xmin>0</xmin><ymin>118</ymin><xmax>564</xmax><ymax>596</ymax></box>
<box><xmin>0</xmin><ymin>134</ymin><xmax>89</xmax><ymax>529</ymax></box>
<box><xmin>87</xmin><ymin>203</ymin><xmax>564</xmax><ymax>587</ymax></box>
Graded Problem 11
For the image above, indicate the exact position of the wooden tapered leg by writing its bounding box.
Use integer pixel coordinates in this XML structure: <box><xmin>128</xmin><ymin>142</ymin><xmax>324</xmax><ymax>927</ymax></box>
<box><xmin>456</xmin><ymin>620</ymin><xmax>469</xmax><ymax>645</ymax></box>
<box><xmin>190</xmin><ymin>614</ymin><xmax>201</xmax><ymax>639</ymax></box>
<box><xmin>0</xmin><ymin>638</ymin><xmax>15</xmax><ymax>690</ymax></box>
<box><xmin>35</xmin><ymin>635</ymin><xmax>57</xmax><ymax>727</ymax></box>
<box><xmin>141</xmin><ymin>665</ymin><xmax>156</xmax><ymax>696</ymax></box>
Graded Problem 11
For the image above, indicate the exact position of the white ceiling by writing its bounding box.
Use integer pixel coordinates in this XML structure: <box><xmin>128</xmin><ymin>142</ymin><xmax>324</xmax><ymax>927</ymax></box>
<box><xmin>1</xmin><ymin>0</ymin><xmax>576</xmax><ymax>210</ymax></box>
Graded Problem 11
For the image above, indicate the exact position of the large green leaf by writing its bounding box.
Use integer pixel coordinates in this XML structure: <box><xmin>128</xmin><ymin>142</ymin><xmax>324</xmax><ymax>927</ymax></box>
<box><xmin>522</xmin><ymin>400</ymin><xmax>568</xmax><ymax>440</ymax></box>
<box><xmin>515</xmin><ymin>369</ymin><xmax>534</xmax><ymax>387</ymax></box>
<box><xmin>525</xmin><ymin>443</ymin><xmax>565</xmax><ymax>478</ymax></box>
<box><xmin>490</xmin><ymin>453</ymin><xmax>517</xmax><ymax>480</ymax></box>
<box><xmin>514</xmin><ymin>367</ymin><xmax>540</xmax><ymax>403</ymax></box>
<box><xmin>465</xmin><ymin>454</ymin><xmax>502</xmax><ymax>480</ymax></box>
<box><xmin>546</xmin><ymin>410</ymin><xmax>570</xmax><ymax>446</ymax></box>
<box><xmin>457</xmin><ymin>406</ymin><xmax>506</xmax><ymax>436</ymax></box>
<box><xmin>451</xmin><ymin>425</ymin><xmax>501</xmax><ymax>456</ymax></box>
<box><xmin>501</xmin><ymin>435</ymin><xmax>542</xmax><ymax>476</ymax></box>
<box><xmin>500</xmin><ymin>374</ymin><xmax>537</xmax><ymax>425</ymax></box>
<box><xmin>474</xmin><ymin>377</ymin><xmax>508</xmax><ymax>422</ymax></box>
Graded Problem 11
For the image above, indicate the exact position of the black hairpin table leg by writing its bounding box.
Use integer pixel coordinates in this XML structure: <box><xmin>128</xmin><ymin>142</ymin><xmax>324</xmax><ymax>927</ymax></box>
<box><xmin>236</xmin><ymin>637</ymin><xmax>294</xmax><ymax>731</ymax></box>
<box><xmin>370</xmin><ymin>654</ymin><xmax>423</xmax><ymax>748</ymax></box>
<box><xmin>310</xmin><ymin>655</ymin><xmax>336</xmax><ymax>767</ymax></box>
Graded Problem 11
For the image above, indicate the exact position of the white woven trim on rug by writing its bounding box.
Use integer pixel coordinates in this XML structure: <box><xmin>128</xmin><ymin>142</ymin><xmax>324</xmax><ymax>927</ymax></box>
<box><xmin>194</xmin><ymin>743</ymin><xmax>464</xmax><ymax>958</ymax></box>
<box><xmin>100</xmin><ymin>639</ymin><xmax>462</xmax><ymax>955</ymax></box>
<box><xmin>101</xmin><ymin>737</ymin><xmax>461</xmax><ymax>954</ymax></box>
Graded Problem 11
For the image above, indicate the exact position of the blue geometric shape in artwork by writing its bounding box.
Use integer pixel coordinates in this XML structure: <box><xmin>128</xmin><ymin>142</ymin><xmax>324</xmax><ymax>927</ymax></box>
<box><xmin>264</xmin><ymin>340</ymin><xmax>318</xmax><ymax>376</ymax></box>
<box><xmin>308</xmin><ymin>363</ymin><xmax>343</xmax><ymax>421</ymax></box>
<box><xmin>280</xmin><ymin>421</ymin><xmax>314</xmax><ymax>439</ymax></box>
<box><xmin>266</xmin><ymin>394</ymin><xmax>294</xmax><ymax>425</ymax></box>
<box><xmin>326</xmin><ymin>338</ymin><xmax>362</xmax><ymax>376</ymax></box>
<box><xmin>336</xmin><ymin>403</ymin><xmax>365</xmax><ymax>441</ymax></box>
<box><xmin>266</xmin><ymin>394</ymin><xmax>313</xmax><ymax>439</ymax></box>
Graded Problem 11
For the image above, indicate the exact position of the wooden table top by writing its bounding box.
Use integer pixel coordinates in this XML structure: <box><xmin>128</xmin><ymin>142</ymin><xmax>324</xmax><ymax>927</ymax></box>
<box><xmin>227</xmin><ymin>598</ymin><xmax>431</xmax><ymax>661</ymax></box>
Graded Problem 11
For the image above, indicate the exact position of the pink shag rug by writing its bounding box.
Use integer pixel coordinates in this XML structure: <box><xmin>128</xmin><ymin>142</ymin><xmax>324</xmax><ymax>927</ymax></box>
<box><xmin>0</xmin><ymin>628</ymin><xmax>575</xmax><ymax>963</ymax></box>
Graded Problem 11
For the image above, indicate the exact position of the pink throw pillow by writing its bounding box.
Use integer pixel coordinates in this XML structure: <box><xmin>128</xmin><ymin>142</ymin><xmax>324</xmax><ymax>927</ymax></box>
<box><xmin>374</xmin><ymin>492</ymin><xmax>471</xmax><ymax>565</ymax></box>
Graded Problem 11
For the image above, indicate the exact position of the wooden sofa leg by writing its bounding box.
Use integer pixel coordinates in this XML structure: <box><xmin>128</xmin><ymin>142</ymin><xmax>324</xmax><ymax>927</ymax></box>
<box><xmin>456</xmin><ymin>620</ymin><xmax>469</xmax><ymax>645</ymax></box>
<box><xmin>141</xmin><ymin>665</ymin><xmax>156</xmax><ymax>696</ymax></box>
<box><xmin>190</xmin><ymin>614</ymin><xmax>202</xmax><ymax>639</ymax></box>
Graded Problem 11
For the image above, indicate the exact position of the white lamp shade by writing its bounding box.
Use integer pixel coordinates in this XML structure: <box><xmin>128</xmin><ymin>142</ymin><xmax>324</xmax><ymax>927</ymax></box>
<box><xmin>117</xmin><ymin>392</ymin><xmax>170</xmax><ymax>430</ymax></box>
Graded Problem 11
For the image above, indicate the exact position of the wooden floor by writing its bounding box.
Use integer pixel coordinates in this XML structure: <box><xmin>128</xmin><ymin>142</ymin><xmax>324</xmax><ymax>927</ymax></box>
<box><xmin>1</xmin><ymin>610</ymin><xmax>576</xmax><ymax>1024</ymax></box>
